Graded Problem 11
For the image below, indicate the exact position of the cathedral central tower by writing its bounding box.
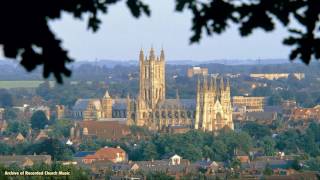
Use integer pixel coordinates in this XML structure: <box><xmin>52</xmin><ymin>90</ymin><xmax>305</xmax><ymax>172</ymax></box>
<box><xmin>139</xmin><ymin>48</ymin><xmax>165</xmax><ymax>109</ymax></box>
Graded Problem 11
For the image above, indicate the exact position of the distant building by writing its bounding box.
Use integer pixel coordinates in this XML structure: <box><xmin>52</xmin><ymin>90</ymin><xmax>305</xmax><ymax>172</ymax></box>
<box><xmin>55</xmin><ymin>105</ymin><xmax>65</xmax><ymax>119</ymax></box>
<box><xmin>187</xmin><ymin>67</ymin><xmax>208</xmax><ymax>78</ymax></box>
<box><xmin>0</xmin><ymin>120</ymin><xmax>7</xmax><ymax>132</ymax></box>
<box><xmin>281</xmin><ymin>100</ymin><xmax>297</xmax><ymax>120</ymax></box>
<box><xmin>250</xmin><ymin>73</ymin><xmax>305</xmax><ymax>80</ymax></box>
<box><xmin>232</xmin><ymin>96</ymin><xmax>265</xmax><ymax>112</ymax></box>
<box><xmin>0</xmin><ymin>108</ymin><xmax>4</xmax><ymax>120</ymax></box>
<box><xmin>289</xmin><ymin>105</ymin><xmax>320</xmax><ymax>121</ymax></box>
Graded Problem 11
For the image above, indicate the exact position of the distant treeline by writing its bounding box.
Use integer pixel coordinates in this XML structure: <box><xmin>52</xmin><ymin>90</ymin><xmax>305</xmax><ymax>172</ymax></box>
<box><xmin>0</xmin><ymin>60</ymin><xmax>319</xmax><ymax>81</ymax></box>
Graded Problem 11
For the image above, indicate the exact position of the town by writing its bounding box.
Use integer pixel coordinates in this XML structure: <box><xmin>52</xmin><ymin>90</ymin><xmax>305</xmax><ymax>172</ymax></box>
<box><xmin>0</xmin><ymin>48</ymin><xmax>320</xmax><ymax>180</ymax></box>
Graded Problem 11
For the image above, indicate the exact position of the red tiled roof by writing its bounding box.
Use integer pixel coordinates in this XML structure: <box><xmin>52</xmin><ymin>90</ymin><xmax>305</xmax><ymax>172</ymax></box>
<box><xmin>79</xmin><ymin>121</ymin><xmax>130</xmax><ymax>139</ymax></box>
<box><xmin>83</xmin><ymin>147</ymin><xmax>126</xmax><ymax>161</ymax></box>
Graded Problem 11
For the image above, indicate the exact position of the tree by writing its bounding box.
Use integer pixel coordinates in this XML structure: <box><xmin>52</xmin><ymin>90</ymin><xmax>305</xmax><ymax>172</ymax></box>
<box><xmin>7</xmin><ymin>121</ymin><xmax>29</xmax><ymax>136</ymax></box>
<box><xmin>143</xmin><ymin>142</ymin><xmax>159</xmax><ymax>160</ymax></box>
<box><xmin>242</xmin><ymin>122</ymin><xmax>271</xmax><ymax>140</ymax></box>
<box><xmin>1</xmin><ymin>1</ymin><xmax>320</xmax><ymax>82</ymax></box>
<box><xmin>27</xmin><ymin>138</ymin><xmax>74</xmax><ymax>160</ymax></box>
<box><xmin>30</xmin><ymin>110</ymin><xmax>48</xmax><ymax>130</ymax></box>
<box><xmin>263</xmin><ymin>163</ymin><xmax>274</xmax><ymax>176</ymax></box>
<box><xmin>0</xmin><ymin>89</ymin><xmax>13</xmax><ymax>107</ymax></box>
<box><xmin>0</xmin><ymin>1</ymin><xmax>150</xmax><ymax>83</ymax></box>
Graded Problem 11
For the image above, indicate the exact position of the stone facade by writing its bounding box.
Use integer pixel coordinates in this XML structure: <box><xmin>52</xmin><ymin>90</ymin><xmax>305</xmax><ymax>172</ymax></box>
<box><xmin>195</xmin><ymin>76</ymin><xmax>234</xmax><ymax>131</ymax></box>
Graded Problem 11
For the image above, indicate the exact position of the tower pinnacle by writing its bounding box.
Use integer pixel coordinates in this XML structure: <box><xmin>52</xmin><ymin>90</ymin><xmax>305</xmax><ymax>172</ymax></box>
<box><xmin>149</xmin><ymin>47</ymin><xmax>155</xmax><ymax>60</ymax></box>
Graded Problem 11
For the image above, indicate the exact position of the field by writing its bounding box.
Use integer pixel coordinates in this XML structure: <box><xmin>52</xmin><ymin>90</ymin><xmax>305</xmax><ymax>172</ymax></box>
<box><xmin>0</xmin><ymin>81</ymin><xmax>54</xmax><ymax>89</ymax></box>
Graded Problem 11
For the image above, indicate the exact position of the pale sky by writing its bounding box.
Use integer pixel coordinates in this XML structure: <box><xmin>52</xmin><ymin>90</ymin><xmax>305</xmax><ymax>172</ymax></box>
<box><xmin>2</xmin><ymin>0</ymin><xmax>291</xmax><ymax>61</ymax></box>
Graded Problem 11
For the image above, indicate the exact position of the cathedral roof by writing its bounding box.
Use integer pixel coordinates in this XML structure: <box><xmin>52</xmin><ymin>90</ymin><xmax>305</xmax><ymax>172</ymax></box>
<box><xmin>156</xmin><ymin>99</ymin><xmax>195</xmax><ymax>110</ymax></box>
<box><xmin>112</xmin><ymin>99</ymin><xmax>127</xmax><ymax>110</ymax></box>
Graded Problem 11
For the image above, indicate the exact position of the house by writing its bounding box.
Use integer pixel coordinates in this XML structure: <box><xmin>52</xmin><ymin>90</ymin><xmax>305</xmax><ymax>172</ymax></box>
<box><xmin>35</xmin><ymin>130</ymin><xmax>49</xmax><ymax>141</ymax></box>
<box><xmin>236</xmin><ymin>155</ymin><xmax>250</xmax><ymax>163</ymax></box>
<box><xmin>289</xmin><ymin>105</ymin><xmax>320</xmax><ymax>121</ymax></box>
<box><xmin>0</xmin><ymin>120</ymin><xmax>7</xmax><ymax>132</ymax></box>
<box><xmin>82</xmin><ymin>146</ymin><xmax>127</xmax><ymax>164</ymax></box>
<box><xmin>0</xmin><ymin>155</ymin><xmax>52</xmax><ymax>167</ymax></box>
<box><xmin>16</xmin><ymin>133</ymin><xmax>25</xmax><ymax>142</ymax></box>
<box><xmin>195</xmin><ymin>159</ymin><xmax>223</xmax><ymax>174</ymax></box>
<box><xmin>135</xmin><ymin>154</ymin><xmax>195</xmax><ymax>178</ymax></box>
<box><xmin>245</xmin><ymin>112</ymin><xmax>277</xmax><ymax>122</ymax></box>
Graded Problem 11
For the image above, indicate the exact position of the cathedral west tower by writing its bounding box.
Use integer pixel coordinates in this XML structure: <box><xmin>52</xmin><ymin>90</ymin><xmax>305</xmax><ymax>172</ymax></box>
<box><xmin>139</xmin><ymin>47</ymin><xmax>165</xmax><ymax>109</ymax></box>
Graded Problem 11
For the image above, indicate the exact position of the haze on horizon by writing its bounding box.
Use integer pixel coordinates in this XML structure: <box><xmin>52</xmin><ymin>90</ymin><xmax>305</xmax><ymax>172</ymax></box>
<box><xmin>1</xmin><ymin>0</ymin><xmax>291</xmax><ymax>62</ymax></box>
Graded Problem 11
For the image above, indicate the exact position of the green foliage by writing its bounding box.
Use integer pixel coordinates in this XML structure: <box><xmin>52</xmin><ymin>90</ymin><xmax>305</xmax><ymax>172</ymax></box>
<box><xmin>146</xmin><ymin>171</ymin><xmax>175</xmax><ymax>180</ymax></box>
<box><xmin>6</xmin><ymin>121</ymin><xmax>29</xmax><ymax>136</ymax></box>
<box><xmin>176</xmin><ymin>0</ymin><xmax>320</xmax><ymax>64</ymax></box>
<box><xmin>143</xmin><ymin>142</ymin><xmax>158</xmax><ymax>160</ymax></box>
<box><xmin>3</xmin><ymin>108</ymin><xmax>17</xmax><ymax>121</ymax></box>
<box><xmin>260</xmin><ymin>136</ymin><xmax>276</xmax><ymax>156</ymax></box>
<box><xmin>0</xmin><ymin>142</ymin><xmax>13</xmax><ymax>155</ymax></box>
<box><xmin>263</xmin><ymin>163</ymin><xmax>274</xmax><ymax>176</ymax></box>
<box><xmin>30</xmin><ymin>110</ymin><xmax>48</xmax><ymax>130</ymax></box>
<box><xmin>26</xmin><ymin>139</ymin><xmax>74</xmax><ymax>161</ymax></box>
<box><xmin>304</xmin><ymin>156</ymin><xmax>320</xmax><ymax>172</ymax></box>
<box><xmin>0</xmin><ymin>89</ymin><xmax>13</xmax><ymax>107</ymax></box>
<box><xmin>275</xmin><ymin>123</ymin><xmax>320</xmax><ymax>157</ymax></box>
<box><xmin>49</xmin><ymin>119</ymin><xmax>73</xmax><ymax>138</ymax></box>
<box><xmin>242</xmin><ymin>122</ymin><xmax>271</xmax><ymax>139</ymax></box>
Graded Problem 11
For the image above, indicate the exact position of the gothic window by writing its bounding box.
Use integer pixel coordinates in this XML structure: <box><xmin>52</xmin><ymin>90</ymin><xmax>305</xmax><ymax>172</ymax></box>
<box><xmin>162</xmin><ymin>111</ymin><xmax>166</xmax><ymax>118</ymax></box>
<box><xmin>187</xmin><ymin>111</ymin><xmax>191</xmax><ymax>118</ymax></box>
<box><xmin>216</xmin><ymin>113</ymin><xmax>222</xmax><ymax>122</ymax></box>
<box><xmin>175</xmin><ymin>111</ymin><xmax>179</xmax><ymax>118</ymax></box>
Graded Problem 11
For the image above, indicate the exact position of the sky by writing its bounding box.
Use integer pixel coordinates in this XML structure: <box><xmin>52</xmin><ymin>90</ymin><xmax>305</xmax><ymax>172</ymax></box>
<box><xmin>2</xmin><ymin>0</ymin><xmax>291</xmax><ymax>61</ymax></box>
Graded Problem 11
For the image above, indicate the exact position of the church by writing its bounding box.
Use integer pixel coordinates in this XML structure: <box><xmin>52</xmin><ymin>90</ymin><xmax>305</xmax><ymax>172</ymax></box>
<box><xmin>72</xmin><ymin>48</ymin><xmax>233</xmax><ymax>132</ymax></box>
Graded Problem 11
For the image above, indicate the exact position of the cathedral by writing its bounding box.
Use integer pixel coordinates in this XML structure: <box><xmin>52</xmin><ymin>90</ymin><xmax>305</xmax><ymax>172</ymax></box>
<box><xmin>73</xmin><ymin>48</ymin><xmax>233</xmax><ymax>132</ymax></box>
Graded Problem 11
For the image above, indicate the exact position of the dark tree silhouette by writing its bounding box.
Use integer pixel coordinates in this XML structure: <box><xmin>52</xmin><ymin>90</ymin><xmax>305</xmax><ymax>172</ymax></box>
<box><xmin>31</xmin><ymin>110</ymin><xmax>49</xmax><ymax>130</ymax></box>
<box><xmin>0</xmin><ymin>0</ymin><xmax>150</xmax><ymax>83</ymax></box>
<box><xmin>176</xmin><ymin>0</ymin><xmax>320</xmax><ymax>63</ymax></box>
<box><xmin>0</xmin><ymin>0</ymin><xmax>320</xmax><ymax>82</ymax></box>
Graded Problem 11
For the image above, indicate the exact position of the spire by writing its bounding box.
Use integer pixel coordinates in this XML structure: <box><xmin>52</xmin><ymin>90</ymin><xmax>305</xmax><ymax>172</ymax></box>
<box><xmin>139</xmin><ymin>48</ymin><xmax>144</xmax><ymax>62</ymax></box>
<box><xmin>160</xmin><ymin>48</ymin><xmax>165</xmax><ymax>61</ymax></box>
<box><xmin>220</xmin><ymin>77</ymin><xmax>224</xmax><ymax>91</ymax></box>
<box><xmin>197</xmin><ymin>76</ymin><xmax>201</xmax><ymax>92</ymax></box>
<box><xmin>103</xmin><ymin>90</ymin><xmax>111</xmax><ymax>98</ymax></box>
<box><xmin>210</xmin><ymin>76</ymin><xmax>214</xmax><ymax>91</ymax></box>
<box><xmin>149</xmin><ymin>47</ymin><xmax>155</xmax><ymax>60</ymax></box>
<box><xmin>226</xmin><ymin>78</ymin><xmax>230</xmax><ymax>91</ymax></box>
<box><xmin>213</xmin><ymin>77</ymin><xmax>217</xmax><ymax>91</ymax></box>
<box><xmin>176</xmin><ymin>89</ymin><xmax>180</xmax><ymax>100</ymax></box>
<box><xmin>203</xmin><ymin>75</ymin><xmax>208</xmax><ymax>91</ymax></box>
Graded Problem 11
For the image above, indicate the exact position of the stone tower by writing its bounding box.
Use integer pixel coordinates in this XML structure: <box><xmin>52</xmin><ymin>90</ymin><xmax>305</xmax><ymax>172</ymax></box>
<box><xmin>136</xmin><ymin>47</ymin><xmax>166</xmax><ymax>126</ymax></box>
<box><xmin>139</xmin><ymin>47</ymin><xmax>165</xmax><ymax>109</ymax></box>
<box><xmin>101</xmin><ymin>90</ymin><xmax>113</xmax><ymax>118</ymax></box>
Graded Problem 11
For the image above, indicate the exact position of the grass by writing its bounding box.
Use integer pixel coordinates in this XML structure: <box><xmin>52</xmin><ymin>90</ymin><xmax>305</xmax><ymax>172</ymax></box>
<box><xmin>0</xmin><ymin>81</ymin><xmax>54</xmax><ymax>89</ymax></box>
